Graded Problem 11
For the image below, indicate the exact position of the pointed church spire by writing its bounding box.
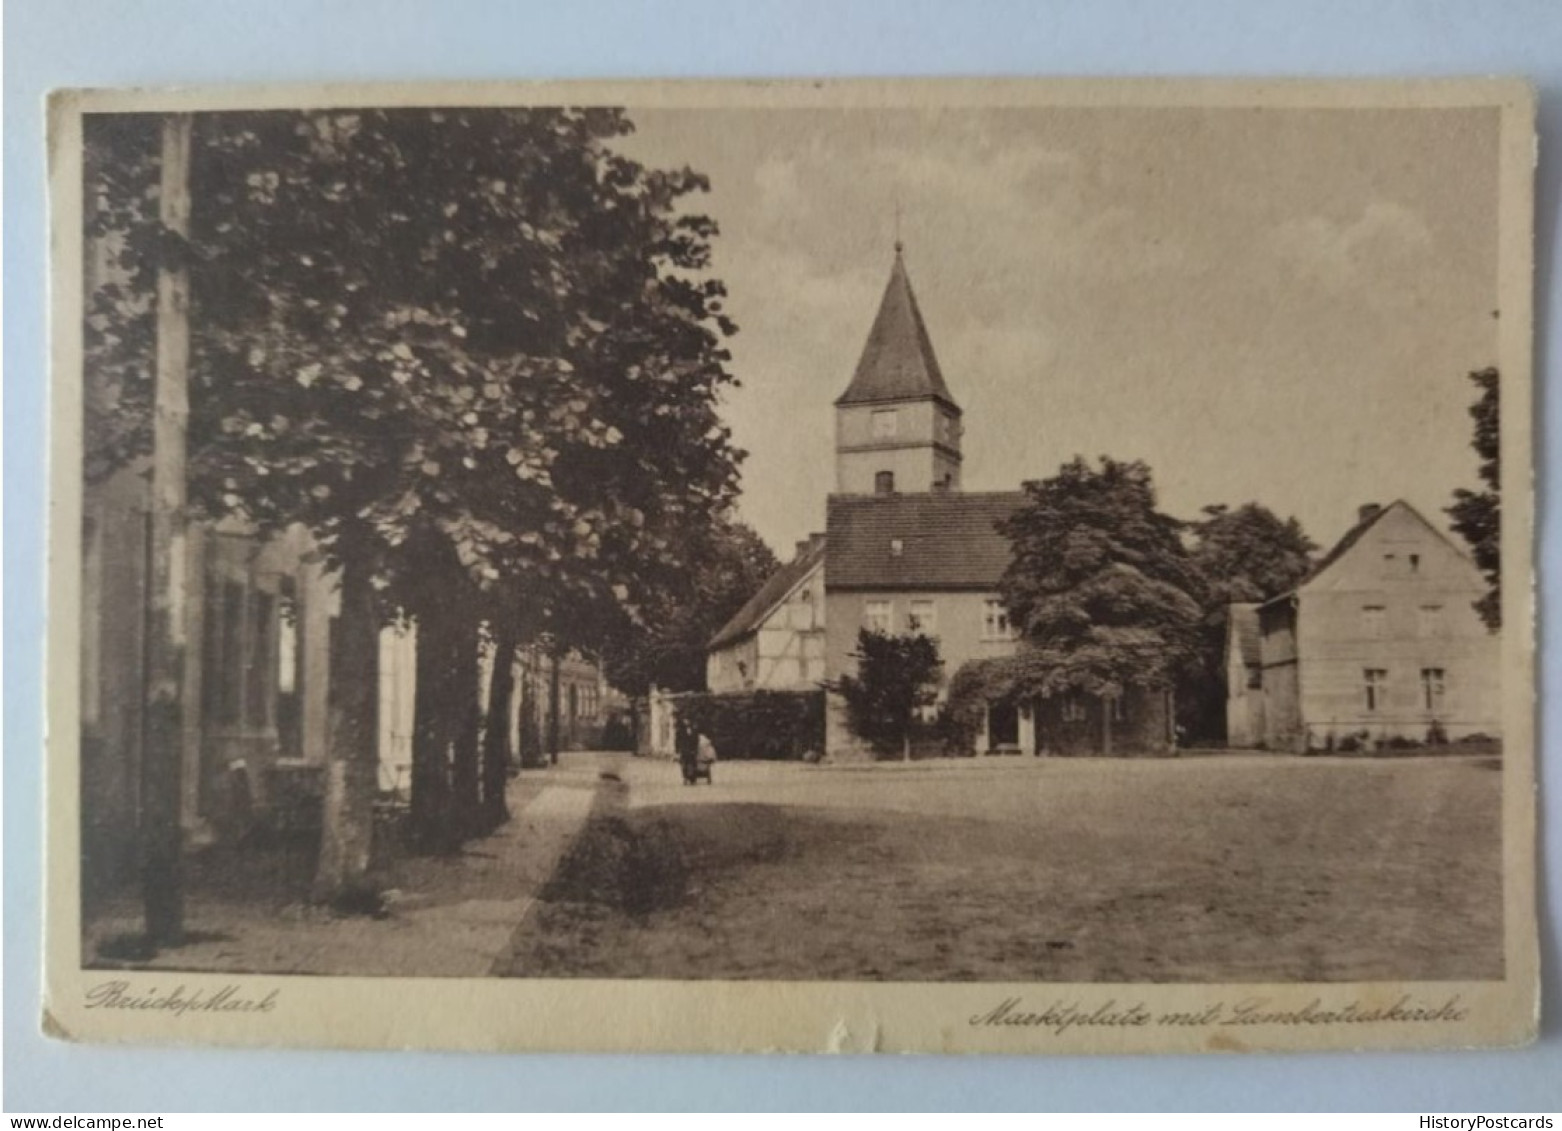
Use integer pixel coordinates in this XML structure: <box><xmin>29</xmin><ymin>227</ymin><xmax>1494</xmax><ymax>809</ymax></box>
<box><xmin>835</xmin><ymin>246</ymin><xmax>957</xmax><ymax>409</ymax></box>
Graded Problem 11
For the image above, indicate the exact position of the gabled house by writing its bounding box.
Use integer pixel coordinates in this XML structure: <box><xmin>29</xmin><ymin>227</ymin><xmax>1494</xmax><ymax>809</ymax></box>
<box><xmin>1248</xmin><ymin>500</ymin><xmax>1500</xmax><ymax>751</ymax></box>
<box><xmin>706</xmin><ymin>533</ymin><xmax>828</xmax><ymax>693</ymax></box>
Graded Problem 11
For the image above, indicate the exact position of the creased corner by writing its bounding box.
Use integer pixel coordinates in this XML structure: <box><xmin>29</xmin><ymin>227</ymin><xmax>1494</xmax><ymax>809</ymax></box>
<box><xmin>41</xmin><ymin>1006</ymin><xmax>74</xmax><ymax>1042</ymax></box>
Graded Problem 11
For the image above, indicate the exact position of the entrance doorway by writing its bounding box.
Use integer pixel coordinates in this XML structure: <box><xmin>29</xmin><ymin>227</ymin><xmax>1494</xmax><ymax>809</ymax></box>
<box><xmin>987</xmin><ymin>702</ymin><xmax>1019</xmax><ymax>750</ymax></box>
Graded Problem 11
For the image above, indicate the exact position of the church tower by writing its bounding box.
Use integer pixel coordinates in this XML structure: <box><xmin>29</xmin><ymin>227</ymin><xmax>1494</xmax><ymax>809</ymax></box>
<box><xmin>834</xmin><ymin>245</ymin><xmax>963</xmax><ymax>495</ymax></box>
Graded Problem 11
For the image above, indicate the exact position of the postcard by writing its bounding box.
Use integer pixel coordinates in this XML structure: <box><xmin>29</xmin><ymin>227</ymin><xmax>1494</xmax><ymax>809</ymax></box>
<box><xmin>45</xmin><ymin>77</ymin><xmax>1537</xmax><ymax>1053</ymax></box>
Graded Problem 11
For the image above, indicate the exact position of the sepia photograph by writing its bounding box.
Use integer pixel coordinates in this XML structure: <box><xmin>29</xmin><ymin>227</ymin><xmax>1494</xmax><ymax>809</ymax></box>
<box><xmin>44</xmin><ymin>79</ymin><xmax>1536</xmax><ymax>1054</ymax></box>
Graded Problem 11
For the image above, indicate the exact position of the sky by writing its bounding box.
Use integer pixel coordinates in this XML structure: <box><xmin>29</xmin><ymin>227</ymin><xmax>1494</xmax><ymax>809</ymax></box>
<box><xmin>612</xmin><ymin>105</ymin><xmax>1502</xmax><ymax>558</ymax></box>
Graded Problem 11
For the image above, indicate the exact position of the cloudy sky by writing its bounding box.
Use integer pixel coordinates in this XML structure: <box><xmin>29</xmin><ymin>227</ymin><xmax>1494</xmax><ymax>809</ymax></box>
<box><xmin>614</xmin><ymin>105</ymin><xmax>1501</xmax><ymax>557</ymax></box>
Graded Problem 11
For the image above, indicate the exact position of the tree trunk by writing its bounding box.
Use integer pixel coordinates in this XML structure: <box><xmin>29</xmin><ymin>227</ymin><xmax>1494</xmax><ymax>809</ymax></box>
<box><xmin>410</xmin><ymin>608</ymin><xmax>455</xmax><ymax>852</ymax></box>
<box><xmin>481</xmin><ymin>624</ymin><xmax>519</xmax><ymax>828</ymax></box>
<box><xmin>1102</xmin><ymin>695</ymin><xmax>1114</xmax><ymax>757</ymax></box>
<box><xmin>448</xmin><ymin>619</ymin><xmax>483</xmax><ymax>836</ymax></box>
<box><xmin>139</xmin><ymin>112</ymin><xmax>193</xmax><ymax>947</ymax></box>
<box><xmin>313</xmin><ymin>551</ymin><xmax>381</xmax><ymax>904</ymax></box>
<box><xmin>547</xmin><ymin>648</ymin><xmax>562</xmax><ymax>766</ymax></box>
<box><xmin>518</xmin><ymin>649</ymin><xmax>545</xmax><ymax>769</ymax></box>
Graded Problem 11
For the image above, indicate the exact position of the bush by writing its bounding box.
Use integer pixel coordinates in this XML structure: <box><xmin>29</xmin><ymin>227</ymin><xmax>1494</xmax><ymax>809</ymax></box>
<box><xmin>1425</xmin><ymin>720</ymin><xmax>1449</xmax><ymax>746</ymax></box>
<box><xmin>676</xmin><ymin>690</ymin><xmax>825</xmax><ymax>761</ymax></box>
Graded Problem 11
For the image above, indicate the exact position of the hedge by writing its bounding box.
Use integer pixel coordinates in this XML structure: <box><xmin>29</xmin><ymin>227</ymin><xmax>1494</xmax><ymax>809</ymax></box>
<box><xmin>675</xmin><ymin>689</ymin><xmax>825</xmax><ymax>761</ymax></box>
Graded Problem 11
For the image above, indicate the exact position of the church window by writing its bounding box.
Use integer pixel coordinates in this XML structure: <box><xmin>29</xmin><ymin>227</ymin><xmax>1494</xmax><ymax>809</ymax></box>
<box><xmin>1363</xmin><ymin>668</ymin><xmax>1388</xmax><ymax>712</ymax></box>
<box><xmin>982</xmin><ymin>598</ymin><xmax>1017</xmax><ymax>641</ymax></box>
<box><xmin>907</xmin><ymin>600</ymin><xmax>937</xmax><ymax>637</ymax></box>
<box><xmin>871</xmin><ymin>409</ymin><xmax>898</xmax><ymax>438</ymax></box>
<box><xmin>864</xmin><ymin>600</ymin><xmax>893</xmax><ymax>633</ymax></box>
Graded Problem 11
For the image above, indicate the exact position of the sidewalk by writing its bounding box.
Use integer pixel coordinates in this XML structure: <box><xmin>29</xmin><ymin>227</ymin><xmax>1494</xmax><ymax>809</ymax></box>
<box><xmin>84</xmin><ymin>754</ymin><xmax>618</xmax><ymax>977</ymax></box>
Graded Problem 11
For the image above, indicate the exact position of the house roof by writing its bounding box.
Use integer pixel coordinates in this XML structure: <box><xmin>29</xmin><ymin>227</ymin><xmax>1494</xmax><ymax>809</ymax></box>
<box><xmin>835</xmin><ymin>248</ymin><xmax>958</xmax><ymax>411</ymax></box>
<box><xmin>1227</xmin><ymin>603</ymin><xmax>1261</xmax><ymax>666</ymax></box>
<box><xmin>1260</xmin><ymin>499</ymin><xmax>1468</xmax><ymax>609</ymax></box>
<box><xmin>825</xmin><ymin>491</ymin><xmax>1025</xmax><ymax>590</ymax></box>
<box><xmin>1302</xmin><ymin>501</ymin><xmax>1397</xmax><ymax>584</ymax></box>
<box><xmin>707</xmin><ymin>536</ymin><xmax>826</xmax><ymax>652</ymax></box>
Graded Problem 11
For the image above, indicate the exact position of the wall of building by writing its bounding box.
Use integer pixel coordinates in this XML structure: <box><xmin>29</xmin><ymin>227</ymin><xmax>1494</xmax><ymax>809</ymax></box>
<box><xmin>1032</xmin><ymin>688</ymin><xmax>1172</xmax><ymax>756</ymax></box>
<box><xmin>80</xmin><ymin>464</ymin><xmax>337</xmax><ymax>908</ymax></box>
<box><xmin>824</xmin><ymin>587</ymin><xmax>1018</xmax><ymax>759</ymax></box>
<box><xmin>1225</xmin><ymin>642</ymin><xmax>1265</xmax><ymax>748</ymax></box>
<box><xmin>706</xmin><ymin>634</ymin><xmax>759</xmax><ymax>694</ymax></box>
<box><xmin>835</xmin><ymin>399</ymin><xmax>961</xmax><ymax>494</ymax></box>
<box><xmin>1292</xmin><ymin>508</ymin><xmax>1500</xmax><ymax>747</ymax></box>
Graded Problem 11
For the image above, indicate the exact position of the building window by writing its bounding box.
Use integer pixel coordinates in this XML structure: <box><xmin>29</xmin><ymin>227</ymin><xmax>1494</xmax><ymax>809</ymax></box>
<box><xmin>875</xmin><ymin>470</ymin><xmax>895</xmax><ymax>495</ymax></box>
<box><xmin>1062</xmin><ymin>696</ymin><xmax>1087</xmax><ymax>723</ymax></box>
<box><xmin>276</xmin><ymin>580</ymin><xmax>302</xmax><ymax>758</ymax></box>
<box><xmin>1418</xmin><ymin>605</ymin><xmax>1444</xmax><ymax>637</ymax></box>
<box><xmin>982</xmin><ymin>598</ymin><xmax>1017</xmax><ymax>641</ymax></box>
<box><xmin>907</xmin><ymin>600</ymin><xmax>937</xmax><ymax>637</ymax></box>
<box><xmin>1361</xmin><ymin>605</ymin><xmax>1387</xmax><ymax>638</ymax></box>
<box><xmin>1409</xmin><ymin>553</ymin><xmax>1421</xmax><ymax>573</ymax></box>
<box><xmin>872</xmin><ymin>409</ymin><xmax>898</xmax><ymax>438</ymax></box>
<box><xmin>1420</xmin><ymin>668</ymin><xmax>1446</xmax><ymax>711</ymax></box>
<box><xmin>864</xmin><ymin>600</ymin><xmax>893</xmax><ymax>634</ymax></box>
<box><xmin>1363</xmin><ymin>668</ymin><xmax>1388</xmax><ymax>712</ymax></box>
<box><xmin>202</xmin><ymin>549</ymin><xmax>282</xmax><ymax>733</ymax></box>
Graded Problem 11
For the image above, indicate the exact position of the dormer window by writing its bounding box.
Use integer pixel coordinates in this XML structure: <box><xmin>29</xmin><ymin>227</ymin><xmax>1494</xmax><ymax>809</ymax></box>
<box><xmin>889</xmin><ymin>538</ymin><xmax>904</xmax><ymax>557</ymax></box>
<box><xmin>872</xmin><ymin>410</ymin><xmax>898</xmax><ymax>438</ymax></box>
<box><xmin>875</xmin><ymin>470</ymin><xmax>895</xmax><ymax>495</ymax></box>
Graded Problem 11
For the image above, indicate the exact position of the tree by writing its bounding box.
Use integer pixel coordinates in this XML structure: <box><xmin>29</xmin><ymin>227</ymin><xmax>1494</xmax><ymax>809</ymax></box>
<box><xmin>996</xmin><ymin>457</ymin><xmax>1204</xmax><ymax>704</ymax></box>
<box><xmin>1447</xmin><ymin>367</ymin><xmax>1500</xmax><ymax>630</ymax></box>
<box><xmin>832</xmin><ymin>629</ymin><xmax>943</xmax><ymax>759</ymax></box>
<box><xmin>85</xmin><ymin>108</ymin><xmax>745</xmax><ymax>891</ymax></box>
<box><xmin>1184</xmin><ymin>502</ymin><xmax>1316</xmax><ymax>741</ymax></box>
<box><xmin>602</xmin><ymin>516</ymin><xmax>779</xmax><ymax>697</ymax></box>
<box><xmin>1190</xmin><ymin>503</ymin><xmax>1316</xmax><ymax>608</ymax></box>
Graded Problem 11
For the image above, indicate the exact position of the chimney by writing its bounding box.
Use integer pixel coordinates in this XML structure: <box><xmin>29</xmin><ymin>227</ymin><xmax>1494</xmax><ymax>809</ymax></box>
<box><xmin>1358</xmin><ymin>502</ymin><xmax>1383</xmax><ymax>526</ymax></box>
<box><xmin>794</xmin><ymin>539</ymin><xmax>812</xmax><ymax>561</ymax></box>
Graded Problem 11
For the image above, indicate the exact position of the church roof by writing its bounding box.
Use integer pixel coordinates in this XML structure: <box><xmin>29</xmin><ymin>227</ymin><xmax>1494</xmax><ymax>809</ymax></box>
<box><xmin>826</xmin><ymin>491</ymin><xmax>1024</xmax><ymax>590</ymax></box>
<box><xmin>835</xmin><ymin>248</ymin><xmax>959</xmax><ymax>410</ymax></box>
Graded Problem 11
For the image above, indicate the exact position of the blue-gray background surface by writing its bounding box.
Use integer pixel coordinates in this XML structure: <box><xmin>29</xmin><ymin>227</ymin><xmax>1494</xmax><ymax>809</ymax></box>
<box><xmin>5</xmin><ymin>0</ymin><xmax>1559</xmax><ymax>1112</ymax></box>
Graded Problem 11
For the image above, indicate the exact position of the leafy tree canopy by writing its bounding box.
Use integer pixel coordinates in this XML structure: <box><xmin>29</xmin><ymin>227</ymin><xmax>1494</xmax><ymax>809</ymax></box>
<box><xmin>84</xmin><ymin>108</ymin><xmax>746</xmax><ymax>648</ymax></box>
<box><xmin>1190</xmin><ymin>502</ymin><xmax>1316</xmax><ymax>609</ymax></box>
<box><xmin>601</xmin><ymin>515</ymin><xmax>779</xmax><ymax>696</ymax></box>
<box><xmin>996</xmin><ymin>456</ymin><xmax>1204</xmax><ymax>699</ymax></box>
<box><xmin>832</xmin><ymin>629</ymin><xmax>943</xmax><ymax>756</ymax></box>
<box><xmin>1447</xmin><ymin>367</ymin><xmax>1500</xmax><ymax>629</ymax></box>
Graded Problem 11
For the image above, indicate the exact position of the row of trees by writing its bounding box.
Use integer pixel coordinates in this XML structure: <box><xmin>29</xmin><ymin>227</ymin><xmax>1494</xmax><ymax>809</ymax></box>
<box><xmin>85</xmin><ymin>109</ymin><xmax>766</xmax><ymax>930</ymax></box>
